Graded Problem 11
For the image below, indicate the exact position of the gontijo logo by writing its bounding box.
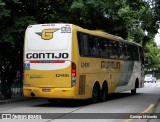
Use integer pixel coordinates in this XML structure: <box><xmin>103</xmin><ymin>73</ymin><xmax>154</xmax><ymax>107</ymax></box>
<box><xmin>35</xmin><ymin>26</ymin><xmax>71</xmax><ymax>40</ymax></box>
<box><xmin>36</xmin><ymin>29</ymin><xmax>59</xmax><ymax>40</ymax></box>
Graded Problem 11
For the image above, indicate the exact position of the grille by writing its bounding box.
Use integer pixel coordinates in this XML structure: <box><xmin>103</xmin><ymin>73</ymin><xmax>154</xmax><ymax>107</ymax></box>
<box><xmin>78</xmin><ymin>75</ymin><xmax>86</xmax><ymax>95</ymax></box>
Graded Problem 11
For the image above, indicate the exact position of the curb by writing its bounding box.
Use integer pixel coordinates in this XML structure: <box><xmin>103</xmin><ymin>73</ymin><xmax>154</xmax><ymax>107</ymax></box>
<box><xmin>0</xmin><ymin>97</ymin><xmax>31</xmax><ymax>105</ymax></box>
<box><xmin>154</xmin><ymin>97</ymin><xmax>160</xmax><ymax>113</ymax></box>
<box><xmin>148</xmin><ymin>97</ymin><xmax>160</xmax><ymax>122</ymax></box>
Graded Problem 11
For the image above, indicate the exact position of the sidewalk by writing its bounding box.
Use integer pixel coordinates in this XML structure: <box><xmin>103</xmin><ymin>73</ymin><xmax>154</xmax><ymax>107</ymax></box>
<box><xmin>149</xmin><ymin>97</ymin><xmax>160</xmax><ymax>122</ymax></box>
<box><xmin>0</xmin><ymin>97</ymin><xmax>29</xmax><ymax>105</ymax></box>
<box><xmin>154</xmin><ymin>98</ymin><xmax>160</xmax><ymax>113</ymax></box>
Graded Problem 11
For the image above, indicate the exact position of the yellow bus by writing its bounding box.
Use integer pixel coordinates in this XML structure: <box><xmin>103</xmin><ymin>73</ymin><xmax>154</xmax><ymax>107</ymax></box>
<box><xmin>23</xmin><ymin>23</ymin><xmax>144</xmax><ymax>103</ymax></box>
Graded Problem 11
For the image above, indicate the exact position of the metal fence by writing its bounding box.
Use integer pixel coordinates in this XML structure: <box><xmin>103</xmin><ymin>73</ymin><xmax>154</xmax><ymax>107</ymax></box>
<box><xmin>0</xmin><ymin>69</ymin><xmax>23</xmax><ymax>100</ymax></box>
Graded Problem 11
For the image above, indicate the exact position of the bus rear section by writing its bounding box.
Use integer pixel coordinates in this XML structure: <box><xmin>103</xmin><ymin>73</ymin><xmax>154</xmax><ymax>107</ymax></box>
<box><xmin>23</xmin><ymin>24</ymin><xmax>77</xmax><ymax>99</ymax></box>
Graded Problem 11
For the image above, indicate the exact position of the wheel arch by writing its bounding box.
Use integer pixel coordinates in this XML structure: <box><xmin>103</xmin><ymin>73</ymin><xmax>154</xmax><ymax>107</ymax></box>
<box><xmin>93</xmin><ymin>81</ymin><xmax>100</xmax><ymax>91</ymax></box>
<box><xmin>101</xmin><ymin>80</ymin><xmax>108</xmax><ymax>90</ymax></box>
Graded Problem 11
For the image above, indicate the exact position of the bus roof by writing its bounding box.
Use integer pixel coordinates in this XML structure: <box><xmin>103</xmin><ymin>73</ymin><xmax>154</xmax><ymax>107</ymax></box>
<box><xmin>27</xmin><ymin>23</ymin><xmax>142</xmax><ymax>47</ymax></box>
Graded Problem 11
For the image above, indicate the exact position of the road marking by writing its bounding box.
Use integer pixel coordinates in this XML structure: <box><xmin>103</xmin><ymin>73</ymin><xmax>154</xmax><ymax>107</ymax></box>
<box><xmin>122</xmin><ymin>104</ymin><xmax>155</xmax><ymax>122</ymax></box>
<box><xmin>141</xmin><ymin>104</ymin><xmax>154</xmax><ymax>113</ymax></box>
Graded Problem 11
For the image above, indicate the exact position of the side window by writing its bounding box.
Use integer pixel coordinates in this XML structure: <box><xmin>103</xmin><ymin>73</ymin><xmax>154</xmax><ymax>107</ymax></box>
<box><xmin>131</xmin><ymin>45</ymin><xmax>139</xmax><ymax>61</ymax></box>
<box><xmin>77</xmin><ymin>32</ymin><xmax>89</xmax><ymax>56</ymax></box>
<box><xmin>99</xmin><ymin>38</ymin><xmax>108</xmax><ymax>58</ymax></box>
<box><xmin>122</xmin><ymin>43</ymin><xmax>128</xmax><ymax>59</ymax></box>
<box><xmin>89</xmin><ymin>35</ymin><xmax>98</xmax><ymax>57</ymax></box>
<box><xmin>83</xmin><ymin>34</ymin><xmax>90</xmax><ymax>56</ymax></box>
<box><xmin>77</xmin><ymin>32</ymin><xmax>140</xmax><ymax>61</ymax></box>
<box><xmin>95</xmin><ymin>37</ymin><xmax>100</xmax><ymax>57</ymax></box>
<box><xmin>104</xmin><ymin>39</ymin><xmax>110</xmax><ymax>58</ymax></box>
<box><xmin>110</xmin><ymin>41</ymin><xmax>118</xmax><ymax>59</ymax></box>
<box><xmin>126</xmin><ymin>45</ymin><xmax>130</xmax><ymax>60</ymax></box>
<box><xmin>129</xmin><ymin>45</ymin><xmax>134</xmax><ymax>60</ymax></box>
<box><xmin>118</xmin><ymin>42</ymin><xmax>123</xmax><ymax>59</ymax></box>
<box><xmin>132</xmin><ymin>46</ymin><xmax>137</xmax><ymax>60</ymax></box>
<box><xmin>115</xmin><ymin>42</ymin><xmax>119</xmax><ymax>58</ymax></box>
<box><xmin>139</xmin><ymin>47</ymin><xmax>144</xmax><ymax>64</ymax></box>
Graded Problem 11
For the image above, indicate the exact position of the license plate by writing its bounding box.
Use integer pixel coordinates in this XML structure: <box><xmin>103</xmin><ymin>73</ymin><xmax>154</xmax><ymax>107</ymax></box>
<box><xmin>42</xmin><ymin>89</ymin><xmax>51</xmax><ymax>92</ymax></box>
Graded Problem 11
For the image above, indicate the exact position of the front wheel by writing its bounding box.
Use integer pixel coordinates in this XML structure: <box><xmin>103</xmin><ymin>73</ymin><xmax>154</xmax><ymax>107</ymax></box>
<box><xmin>131</xmin><ymin>81</ymin><xmax>138</xmax><ymax>94</ymax></box>
<box><xmin>131</xmin><ymin>88</ymin><xmax>136</xmax><ymax>94</ymax></box>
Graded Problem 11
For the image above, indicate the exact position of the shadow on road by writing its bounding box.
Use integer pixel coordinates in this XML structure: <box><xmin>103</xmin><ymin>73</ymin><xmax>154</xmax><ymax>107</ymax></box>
<box><xmin>107</xmin><ymin>92</ymin><xmax>139</xmax><ymax>101</ymax></box>
<box><xmin>33</xmin><ymin>99</ymin><xmax>91</xmax><ymax>108</ymax></box>
<box><xmin>33</xmin><ymin>92</ymin><xmax>141</xmax><ymax>108</ymax></box>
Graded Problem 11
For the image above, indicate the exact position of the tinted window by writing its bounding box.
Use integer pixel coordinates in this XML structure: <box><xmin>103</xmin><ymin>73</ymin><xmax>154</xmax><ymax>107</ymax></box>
<box><xmin>77</xmin><ymin>31</ymin><xmax>140</xmax><ymax>61</ymax></box>
<box><xmin>77</xmin><ymin>32</ymin><xmax>89</xmax><ymax>56</ymax></box>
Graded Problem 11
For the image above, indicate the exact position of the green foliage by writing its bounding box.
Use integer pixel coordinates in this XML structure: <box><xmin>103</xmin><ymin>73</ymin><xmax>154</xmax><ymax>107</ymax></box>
<box><xmin>0</xmin><ymin>0</ymin><xmax>160</xmax><ymax>70</ymax></box>
<box><xmin>145</xmin><ymin>42</ymin><xmax>160</xmax><ymax>69</ymax></box>
<box><xmin>0</xmin><ymin>0</ymin><xmax>36</xmax><ymax>65</ymax></box>
<box><xmin>0</xmin><ymin>0</ymin><xmax>9</xmax><ymax>18</ymax></box>
<box><xmin>70</xmin><ymin>0</ymin><xmax>106</xmax><ymax>29</ymax></box>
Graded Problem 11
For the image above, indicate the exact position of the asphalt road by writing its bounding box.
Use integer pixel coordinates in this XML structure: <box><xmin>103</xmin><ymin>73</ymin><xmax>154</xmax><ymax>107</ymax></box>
<box><xmin>0</xmin><ymin>80</ymin><xmax>160</xmax><ymax>122</ymax></box>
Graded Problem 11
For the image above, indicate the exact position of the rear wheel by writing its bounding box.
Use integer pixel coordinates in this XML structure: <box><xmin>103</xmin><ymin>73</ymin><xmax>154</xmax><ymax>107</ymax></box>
<box><xmin>100</xmin><ymin>83</ymin><xmax>108</xmax><ymax>102</ymax></box>
<box><xmin>91</xmin><ymin>84</ymin><xmax>100</xmax><ymax>103</ymax></box>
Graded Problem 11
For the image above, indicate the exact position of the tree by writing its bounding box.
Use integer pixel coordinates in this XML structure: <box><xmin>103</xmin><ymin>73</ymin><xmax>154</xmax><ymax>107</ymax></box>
<box><xmin>0</xmin><ymin>0</ymin><xmax>36</xmax><ymax>98</ymax></box>
<box><xmin>69</xmin><ymin>0</ymin><xmax>159</xmax><ymax>43</ymax></box>
<box><xmin>0</xmin><ymin>0</ymin><xmax>160</xmax><ymax>98</ymax></box>
<box><xmin>145</xmin><ymin>42</ymin><xmax>160</xmax><ymax>69</ymax></box>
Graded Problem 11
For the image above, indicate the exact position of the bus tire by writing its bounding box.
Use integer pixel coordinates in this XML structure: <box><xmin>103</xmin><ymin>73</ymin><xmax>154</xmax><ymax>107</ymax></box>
<box><xmin>131</xmin><ymin>87</ymin><xmax>136</xmax><ymax>94</ymax></box>
<box><xmin>100</xmin><ymin>83</ymin><xmax>108</xmax><ymax>102</ymax></box>
<box><xmin>131</xmin><ymin>80</ymin><xmax>138</xmax><ymax>94</ymax></box>
<box><xmin>91</xmin><ymin>83</ymin><xmax>100</xmax><ymax>103</ymax></box>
